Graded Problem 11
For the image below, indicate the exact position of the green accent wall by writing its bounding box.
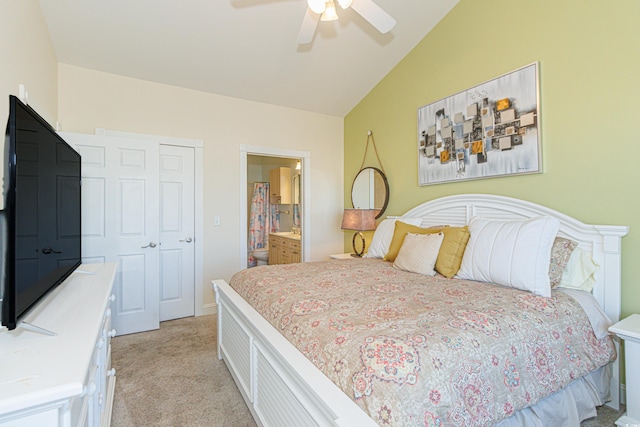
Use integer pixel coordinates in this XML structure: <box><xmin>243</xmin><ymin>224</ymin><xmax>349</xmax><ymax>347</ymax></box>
<box><xmin>344</xmin><ymin>0</ymin><xmax>640</xmax><ymax>318</ymax></box>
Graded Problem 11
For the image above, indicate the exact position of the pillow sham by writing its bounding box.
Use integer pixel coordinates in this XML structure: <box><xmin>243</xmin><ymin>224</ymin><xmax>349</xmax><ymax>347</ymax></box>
<box><xmin>557</xmin><ymin>247</ymin><xmax>599</xmax><ymax>292</ymax></box>
<box><xmin>384</xmin><ymin>221</ymin><xmax>470</xmax><ymax>278</ymax></box>
<box><xmin>549</xmin><ymin>237</ymin><xmax>579</xmax><ymax>288</ymax></box>
<box><xmin>364</xmin><ymin>218</ymin><xmax>422</xmax><ymax>258</ymax></box>
<box><xmin>456</xmin><ymin>216</ymin><xmax>560</xmax><ymax>297</ymax></box>
<box><xmin>393</xmin><ymin>232</ymin><xmax>444</xmax><ymax>276</ymax></box>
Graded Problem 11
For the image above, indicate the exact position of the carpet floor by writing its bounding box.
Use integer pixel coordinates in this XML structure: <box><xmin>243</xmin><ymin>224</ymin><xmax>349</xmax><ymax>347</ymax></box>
<box><xmin>110</xmin><ymin>315</ymin><xmax>624</xmax><ymax>426</ymax></box>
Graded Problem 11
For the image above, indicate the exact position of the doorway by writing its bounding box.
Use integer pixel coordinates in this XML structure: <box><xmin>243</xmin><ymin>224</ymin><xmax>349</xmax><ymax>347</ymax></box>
<box><xmin>240</xmin><ymin>145</ymin><xmax>310</xmax><ymax>270</ymax></box>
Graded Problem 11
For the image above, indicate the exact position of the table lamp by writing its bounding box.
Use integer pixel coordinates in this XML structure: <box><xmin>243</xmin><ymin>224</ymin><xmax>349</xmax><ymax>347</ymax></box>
<box><xmin>341</xmin><ymin>209</ymin><xmax>376</xmax><ymax>257</ymax></box>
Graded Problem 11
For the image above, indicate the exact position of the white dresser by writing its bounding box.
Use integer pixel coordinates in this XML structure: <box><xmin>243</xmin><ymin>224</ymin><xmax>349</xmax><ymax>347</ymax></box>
<box><xmin>0</xmin><ymin>263</ymin><xmax>117</xmax><ymax>427</ymax></box>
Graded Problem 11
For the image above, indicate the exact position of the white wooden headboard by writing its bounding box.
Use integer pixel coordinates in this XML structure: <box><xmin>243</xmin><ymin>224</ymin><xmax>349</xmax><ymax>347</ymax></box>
<box><xmin>391</xmin><ymin>193</ymin><xmax>629</xmax><ymax>409</ymax></box>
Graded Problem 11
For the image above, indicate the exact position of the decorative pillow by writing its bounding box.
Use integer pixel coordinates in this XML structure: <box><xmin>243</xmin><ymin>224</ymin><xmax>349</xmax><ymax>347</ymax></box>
<box><xmin>456</xmin><ymin>216</ymin><xmax>560</xmax><ymax>297</ymax></box>
<box><xmin>557</xmin><ymin>247</ymin><xmax>599</xmax><ymax>292</ymax></box>
<box><xmin>384</xmin><ymin>221</ymin><xmax>470</xmax><ymax>278</ymax></box>
<box><xmin>364</xmin><ymin>218</ymin><xmax>422</xmax><ymax>258</ymax></box>
<box><xmin>393</xmin><ymin>232</ymin><xmax>445</xmax><ymax>276</ymax></box>
<box><xmin>436</xmin><ymin>226</ymin><xmax>471</xmax><ymax>278</ymax></box>
<box><xmin>384</xmin><ymin>222</ymin><xmax>444</xmax><ymax>262</ymax></box>
<box><xmin>549</xmin><ymin>237</ymin><xmax>578</xmax><ymax>288</ymax></box>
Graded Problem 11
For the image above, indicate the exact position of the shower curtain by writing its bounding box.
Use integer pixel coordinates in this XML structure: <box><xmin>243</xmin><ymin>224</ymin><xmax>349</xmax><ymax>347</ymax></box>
<box><xmin>248</xmin><ymin>182</ymin><xmax>280</xmax><ymax>267</ymax></box>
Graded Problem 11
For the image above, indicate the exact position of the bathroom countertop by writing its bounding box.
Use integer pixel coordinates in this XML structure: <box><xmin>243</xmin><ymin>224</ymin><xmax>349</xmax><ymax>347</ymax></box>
<box><xmin>271</xmin><ymin>231</ymin><xmax>301</xmax><ymax>240</ymax></box>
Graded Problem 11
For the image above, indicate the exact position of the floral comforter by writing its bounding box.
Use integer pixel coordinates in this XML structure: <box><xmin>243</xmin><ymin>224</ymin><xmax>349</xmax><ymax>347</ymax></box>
<box><xmin>229</xmin><ymin>259</ymin><xmax>615</xmax><ymax>426</ymax></box>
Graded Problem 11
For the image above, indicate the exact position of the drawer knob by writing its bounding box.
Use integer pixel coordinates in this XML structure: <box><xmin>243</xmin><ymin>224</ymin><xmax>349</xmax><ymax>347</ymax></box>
<box><xmin>84</xmin><ymin>382</ymin><xmax>96</xmax><ymax>397</ymax></box>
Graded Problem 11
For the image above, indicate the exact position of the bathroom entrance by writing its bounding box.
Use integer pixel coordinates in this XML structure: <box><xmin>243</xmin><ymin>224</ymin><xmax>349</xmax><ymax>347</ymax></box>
<box><xmin>240</xmin><ymin>145</ymin><xmax>310</xmax><ymax>270</ymax></box>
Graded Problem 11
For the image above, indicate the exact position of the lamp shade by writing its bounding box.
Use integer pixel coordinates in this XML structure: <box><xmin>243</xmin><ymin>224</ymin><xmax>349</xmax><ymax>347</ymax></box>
<box><xmin>341</xmin><ymin>209</ymin><xmax>376</xmax><ymax>231</ymax></box>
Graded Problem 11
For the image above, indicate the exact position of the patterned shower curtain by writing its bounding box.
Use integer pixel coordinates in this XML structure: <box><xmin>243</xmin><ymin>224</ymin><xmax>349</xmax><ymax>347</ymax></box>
<box><xmin>248</xmin><ymin>183</ymin><xmax>280</xmax><ymax>267</ymax></box>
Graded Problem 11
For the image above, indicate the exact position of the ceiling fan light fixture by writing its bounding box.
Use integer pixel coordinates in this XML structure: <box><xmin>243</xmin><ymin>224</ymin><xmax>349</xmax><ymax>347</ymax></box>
<box><xmin>320</xmin><ymin>1</ymin><xmax>338</xmax><ymax>21</ymax></box>
<box><xmin>337</xmin><ymin>0</ymin><xmax>352</xmax><ymax>9</ymax></box>
<box><xmin>307</xmin><ymin>0</ymin><xmax>326</xmax><ymax>14</ymax></box>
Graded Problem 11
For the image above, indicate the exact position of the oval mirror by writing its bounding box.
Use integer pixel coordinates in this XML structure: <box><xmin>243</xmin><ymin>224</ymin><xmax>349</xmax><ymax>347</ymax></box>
<box><xmin>351</xmin><ymin>167</ymin><xmax>389</xmax><ymax>219</ymax></box>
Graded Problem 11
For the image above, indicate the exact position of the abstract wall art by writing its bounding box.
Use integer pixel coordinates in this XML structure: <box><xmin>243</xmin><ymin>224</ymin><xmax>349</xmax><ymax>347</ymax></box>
<box><xmin>417</xmin><ymin>62</ymin><xmax>541</xmax><ymax>185</ymax></box>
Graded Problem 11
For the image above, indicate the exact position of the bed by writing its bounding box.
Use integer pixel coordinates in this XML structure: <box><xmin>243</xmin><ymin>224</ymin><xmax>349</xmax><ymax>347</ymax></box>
<box><xmin>212</xmin><ymin>194</ymin><xmax>628</xmax><ymax>426</ymax></box>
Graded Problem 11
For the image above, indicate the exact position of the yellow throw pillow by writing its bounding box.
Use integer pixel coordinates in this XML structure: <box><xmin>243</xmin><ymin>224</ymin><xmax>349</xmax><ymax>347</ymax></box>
<box><xmin>384</xmin><ymin>221</ymin><xmax>470</xmax><ymax>278</ymax></box>
<box><xmin>436</xmin><ymin>226</ymin><xmax>471</xmax><ymax>278</ymax></box>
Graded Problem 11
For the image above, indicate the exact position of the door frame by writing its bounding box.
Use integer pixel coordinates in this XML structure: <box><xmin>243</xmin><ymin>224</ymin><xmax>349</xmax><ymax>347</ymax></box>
<box><xmin>240</xmin><ymin>145</ymin><xmax>311</xmax><ymax>270</ymax></box>
<box><xmin>96</xmin><ymin>129</ymin><xmax>208</xmax><ymax>316</ymax></box>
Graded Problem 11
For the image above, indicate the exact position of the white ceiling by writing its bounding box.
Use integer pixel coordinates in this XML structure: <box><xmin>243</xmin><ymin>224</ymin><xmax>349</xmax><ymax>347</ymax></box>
<box><xmin>38</xmin><ymin>0</ymin><xmax>459</xmax><ymax>117</ymax></box>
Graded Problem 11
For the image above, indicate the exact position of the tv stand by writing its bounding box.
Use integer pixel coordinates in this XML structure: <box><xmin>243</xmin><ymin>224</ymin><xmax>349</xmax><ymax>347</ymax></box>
<box><xmin>0</xmin><ymin>263</ymin><xmax>117</xmax><ymax>427</ymax></box>
<box><xmin>18</xmin><ymin>321</ymin><xmax>57</xmax><ymax>337</ymax></box>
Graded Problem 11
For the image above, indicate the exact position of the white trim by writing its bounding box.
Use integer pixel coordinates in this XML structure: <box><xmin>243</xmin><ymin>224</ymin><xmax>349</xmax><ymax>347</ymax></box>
<box><xmin>239</xmin><ymin>144</ymin><xmax>311</xmax><ymax>271</ymax></box>
<box><xmin>95</xmin><ymin>128</ymin><xmax>206</xmax><ymax>317</ymax></box>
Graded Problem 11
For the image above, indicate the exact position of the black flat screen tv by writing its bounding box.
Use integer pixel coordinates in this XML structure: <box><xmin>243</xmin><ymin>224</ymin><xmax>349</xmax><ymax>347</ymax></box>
<box><xmin>1</xmin><ymin>95</ymin><xmax>82</xmax><ymax>330</ymax></box>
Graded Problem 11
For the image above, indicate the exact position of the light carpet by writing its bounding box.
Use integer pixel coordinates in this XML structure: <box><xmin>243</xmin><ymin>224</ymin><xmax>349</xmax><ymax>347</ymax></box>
<box><xmin>110</xmin><ymin>315</ymin><xmax>624</xmax><ymax>426</ymax></box>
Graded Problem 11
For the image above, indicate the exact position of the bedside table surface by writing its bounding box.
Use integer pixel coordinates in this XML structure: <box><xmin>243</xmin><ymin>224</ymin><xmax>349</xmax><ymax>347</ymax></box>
<box><xmin>330</xmin><ymin>253</ymin><xmax>356</xmax><ymax>259</ymax></box>
<box><xmin>609</xmin><ymin>313</ymin><xmax>640</xmax><ymax>340</ymax></box>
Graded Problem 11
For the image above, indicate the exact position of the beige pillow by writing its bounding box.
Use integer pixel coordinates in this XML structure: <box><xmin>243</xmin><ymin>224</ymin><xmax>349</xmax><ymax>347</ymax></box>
<box><xmin>393</xmin><ymin>232</ymin><xmax>444</xmax><ymax>276</ymax></box>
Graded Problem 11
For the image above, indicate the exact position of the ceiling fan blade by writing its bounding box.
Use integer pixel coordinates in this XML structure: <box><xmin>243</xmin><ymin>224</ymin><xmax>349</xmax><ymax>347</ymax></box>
<box><xmin>349</xmin><ymin>0</ymin><xmax>396</xmax><ymax>34</ymax></box>
<box><xmin>297</xmin><ymin>8</ymin><xmax>321</xmax><ymax>44</ymax></box>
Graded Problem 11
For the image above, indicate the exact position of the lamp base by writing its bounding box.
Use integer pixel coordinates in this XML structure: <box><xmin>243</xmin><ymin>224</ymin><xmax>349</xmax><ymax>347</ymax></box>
<box><xmin>351</xmin><ymin>231</ymin><xmax>366</xmax><ymax>257</ymax></box>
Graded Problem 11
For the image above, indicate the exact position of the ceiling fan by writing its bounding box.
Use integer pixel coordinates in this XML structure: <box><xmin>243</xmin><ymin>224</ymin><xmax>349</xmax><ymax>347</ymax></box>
<box><xmin>298</xmin><ymin>0</ymin><xmax>396</xmax><ymax>44</ymax></box>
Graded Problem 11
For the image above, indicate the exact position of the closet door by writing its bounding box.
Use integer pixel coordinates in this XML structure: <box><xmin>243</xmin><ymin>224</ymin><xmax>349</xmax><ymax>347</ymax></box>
<box><xmin>158</xmin><ymin>145</ymin><xmax>195</xmax><ymax>321</ymax></box>
<box><xmin>62</xmin><ymin>133</ymin><xmax>160</xmax><ymax>335</ymax></box>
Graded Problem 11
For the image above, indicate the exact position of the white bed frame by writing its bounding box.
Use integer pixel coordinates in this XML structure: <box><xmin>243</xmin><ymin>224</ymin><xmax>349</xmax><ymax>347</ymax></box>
<box><xmin>212</xmin><ymin>194</ymin><xmax>628</xmax><ymax>427</ymax></box>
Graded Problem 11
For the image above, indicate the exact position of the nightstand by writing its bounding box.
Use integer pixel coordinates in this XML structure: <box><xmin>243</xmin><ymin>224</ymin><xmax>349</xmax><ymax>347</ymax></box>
<box><xmin>609</xmin><ymin>314</ymin><xmax>640</xmax><ymax>426</ymax></box>
<box><xmin>330</xmin><ymin>253</ymin><xmax>358</xmax><ymax>259</ymax></box>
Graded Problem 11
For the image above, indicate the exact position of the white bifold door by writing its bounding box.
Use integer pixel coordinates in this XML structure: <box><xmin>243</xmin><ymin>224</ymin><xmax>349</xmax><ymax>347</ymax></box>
<box><xmin>61</xmin><ymin>133</ymin><xmax>195</xmax><ymax>335</ymax></box>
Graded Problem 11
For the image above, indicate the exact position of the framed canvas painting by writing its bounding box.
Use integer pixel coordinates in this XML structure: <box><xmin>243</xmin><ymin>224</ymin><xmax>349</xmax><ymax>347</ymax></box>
<box><xmin>417</xmin><ymin>62</ymin><xmax>541</xmax><ymax>185</ymax></box>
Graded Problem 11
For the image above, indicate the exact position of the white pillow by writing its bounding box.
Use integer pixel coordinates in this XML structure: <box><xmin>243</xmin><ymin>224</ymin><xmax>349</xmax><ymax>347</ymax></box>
<box><xmin>456</xmin><ymin>216</ymin><xmax>560</xmax><ymax>297</ymax></box>
<box><xmin>364</xmin><ymin>218</ymin><xmax>422</xmax><ymax>258</ymax></box>
<box><xmin>393</xmin><ymin>232</ymin><xmax>444</xmax><ymax>276</ymax></box>
<box><xmin>557</xmin><ymin>247</ymin><xmax>599</xmax><ymax>292</ymax></box>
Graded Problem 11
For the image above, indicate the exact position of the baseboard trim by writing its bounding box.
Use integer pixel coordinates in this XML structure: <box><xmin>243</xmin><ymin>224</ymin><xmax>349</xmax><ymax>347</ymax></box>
<box><xmin>199</xmin><ymin>302</ymin><xmax>217</xmax><ymax>316</ymax></box>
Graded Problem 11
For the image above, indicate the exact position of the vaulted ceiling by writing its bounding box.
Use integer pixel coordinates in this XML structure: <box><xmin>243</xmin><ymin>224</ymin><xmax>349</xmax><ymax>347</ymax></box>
<box><xmin>38</xmin><ymin>0</ymin><xmax>459</xmax><ymax>117</ymax></box>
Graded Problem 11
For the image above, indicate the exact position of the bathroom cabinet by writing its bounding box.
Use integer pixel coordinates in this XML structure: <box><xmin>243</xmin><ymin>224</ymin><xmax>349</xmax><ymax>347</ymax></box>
<box><xmin>269</xmin><ymin>167</ymin><xmax>291</xmax><ymax>204</ymax></box>
<box><xmin>269</xmin><ymin>233</ymin><xmax>300</xmax><ymax>265</ymax></box>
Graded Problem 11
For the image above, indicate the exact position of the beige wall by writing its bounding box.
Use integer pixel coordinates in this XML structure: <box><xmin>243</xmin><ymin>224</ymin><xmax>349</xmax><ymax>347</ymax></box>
<box><xmin>344</xmin><ymin>0</ymin><xmax>640</xmax><ymax>317</ymax></box>
<box><xmin>0</xmin><ymin>0</ymin><xmax>57</xmax><ymax>121</ymax></box>
<box><xmin>0</xmin><ymin>0</ymin><xmax>58</xmax><ymax>209</ymax></box>
<box><xmin>58</xmin><ymin>64</ymin><xmax>344</xmax><ymax>308</ymax></box>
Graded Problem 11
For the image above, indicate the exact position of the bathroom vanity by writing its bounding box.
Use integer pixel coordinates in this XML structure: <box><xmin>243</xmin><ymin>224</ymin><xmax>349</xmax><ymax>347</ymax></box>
<box><xmin>269</xmin><ymin>232</ymin><xmax>301</xmax><ymax>265</ymax></box>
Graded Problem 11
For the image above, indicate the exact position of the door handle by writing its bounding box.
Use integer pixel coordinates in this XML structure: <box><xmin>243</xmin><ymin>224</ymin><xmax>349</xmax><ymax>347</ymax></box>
<box><xmin>141</xmin><ymin>241</ymin><xmax>158</xmax><ymax>248</ymax></box>
<box><xmin>180</xmin><ymin>237</ymin><xmax>193</xmax><ymax>243</ymax></box>
<box><xmin>41</xmin><ymin>247</ymin><xmax>62</xmax><ymax>254</ymax></box>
